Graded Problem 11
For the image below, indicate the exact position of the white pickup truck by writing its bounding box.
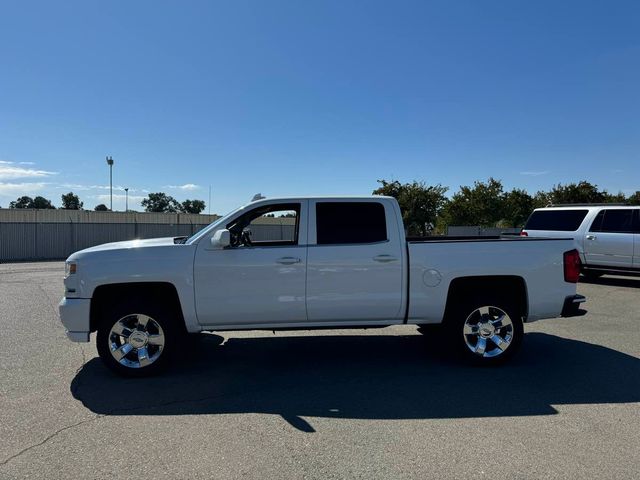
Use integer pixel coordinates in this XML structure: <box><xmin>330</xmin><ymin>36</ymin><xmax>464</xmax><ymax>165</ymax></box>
<box><xmin>59</xmin><ymin>196</ymin><xmax>586</xmax><ymax>376</ymax></box>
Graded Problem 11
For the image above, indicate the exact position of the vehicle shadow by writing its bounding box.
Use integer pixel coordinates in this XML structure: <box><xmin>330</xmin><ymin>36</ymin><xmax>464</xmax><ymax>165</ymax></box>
<box><xmin>71</xmin><ymin>332</ymin><xmax>640</xmax><ymax>432</ymax></box>
<box><xmin>580</xmin><ymin>276</ymin><xmax>640</xmax><ymax>288</ymax></box>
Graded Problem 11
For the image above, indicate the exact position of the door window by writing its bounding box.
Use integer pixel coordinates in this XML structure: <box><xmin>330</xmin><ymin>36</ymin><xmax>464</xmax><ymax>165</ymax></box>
<box><xmin>316</xmin><ymin>202</ymin><xmax>387</xmax><ymax>245</ymax></box>
<box><xmin>589</xmin><ymin>209</ymin><xmax>635</xmax><ymax>233</ymax></box>
<box><xmin>226</xmin><ymin>203</ymin><xmax>300</xmax><ymax>247</ymax></box>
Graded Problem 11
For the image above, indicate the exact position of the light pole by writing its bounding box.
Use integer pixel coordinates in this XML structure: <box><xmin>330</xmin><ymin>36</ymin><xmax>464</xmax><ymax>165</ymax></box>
<box><xmin>125</xmin><ymin>188</ymin><xmax>129</xmax><ymax>212</ymax></box>
<box><xmin>106</xmin><ymin>156</ymin><xmax>114</xmax><ymax>211</ymax></box>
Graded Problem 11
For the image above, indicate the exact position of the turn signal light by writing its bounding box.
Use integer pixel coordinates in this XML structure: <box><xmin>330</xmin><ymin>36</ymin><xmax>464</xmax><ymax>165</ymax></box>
<box><xmin>65</xmin><ymin>262</ymin><xmax>77</xmax><ymax>277</ymax></box>
<box><xmin>563</xmin><ymin>249</ymin><xmax>581</xmax><ymax>283</ymax></box>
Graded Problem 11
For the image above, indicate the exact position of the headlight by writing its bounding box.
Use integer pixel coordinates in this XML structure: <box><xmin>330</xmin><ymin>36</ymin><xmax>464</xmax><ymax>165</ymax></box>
<box><xmin>65</xmin><ymin>262</ymin><xmax>77</xmax><ymax>278</ymax></box>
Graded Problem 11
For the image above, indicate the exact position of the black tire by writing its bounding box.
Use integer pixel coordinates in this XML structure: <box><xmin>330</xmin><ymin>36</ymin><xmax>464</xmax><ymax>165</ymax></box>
<box><xmin>444</xmin><ymin>296</ymin><xmax>524</xmax><ymax>366</ymax></box>
<box><xmin>96</xmin><ymin>298</ymin><xmax>181</xmax><ymax>377</ymax></box>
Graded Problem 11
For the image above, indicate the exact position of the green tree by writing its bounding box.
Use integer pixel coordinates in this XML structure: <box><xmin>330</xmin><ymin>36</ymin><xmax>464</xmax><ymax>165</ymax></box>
<box><xmin>604</xmin><ymin>191</ymin><xmax>627</xmax><ymax>203</ymax></box>
<box><xmin>61</xmin><ymin>192</ymin><xmax>83</xmax><ymax>210</ymax></box>
<box><xmin>141</xmin><ymin>192</ymin><xmax>180</xmax><ymax>213</ymax></box>
<box><xmin>440</xmin><ymin>178</ymin><xmax>504</xmax><ymax>227</ymax></box>
<box><xmin>544</xmin><ymin>181</ymin><xmax>606</xmax><ymax>204</ymax></box>
<box><xmin>501</xmin><ymin>188</ymin><xmax>534</xmax><ymax>227</ymax></box>
<box><xmin>9</xmin><ymin>195</ymin><xmax>55</xmax><ymax>209</ymax></box>
<box><xmin>94</xmin><ymin>204</ymin><xmax>109</xmax><ymax>211</ymax></box>
<box><xmin>9</xmin><ymin>196</ymin><xmax>33</xmax><ymax>208</ymax></box>
<box><xmin>627</xmin><ymin>191</ymin><xmax>640</xmax><ymax>205</ymax></box>
<box><xmin>179</xmin><ymin>199</ymin><xmax>206</xmax><ymax>214</ymax></box>
<box><xmin>532</xmin><ymin>190</ymin><xmax>552</xmax><ymax>209</ymax></box>
<box><xmin>373</xmin><ymin>179</ymin><xmax>448</xmax><ymax>236</ymax></box>
<box><xmin>32</xmin><ymin>196</ymin><xmax>55</xmax><ymax>209</ymax></box>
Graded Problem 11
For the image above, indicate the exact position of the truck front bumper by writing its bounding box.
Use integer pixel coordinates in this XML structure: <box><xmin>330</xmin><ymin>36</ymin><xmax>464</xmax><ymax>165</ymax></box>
<box><xmin>58</xmin><ymin>297</ymin><xmax>91</xmax><ymax>342</ymax></box>
<box><xmin>561</xmin><ymin>294</ymin><xmax>587</xmax><ymax>318</ymax></box>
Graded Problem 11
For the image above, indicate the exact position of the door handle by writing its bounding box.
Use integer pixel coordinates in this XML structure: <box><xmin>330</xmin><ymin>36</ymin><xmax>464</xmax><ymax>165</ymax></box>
<box><xmin>586</xmin><ymin>235</ymin><xmax>596</xmax><ymax>240</ymax></box>
<box><xmin>276</xmin><ymin>256</ymin><xmax>301</xmax><ymax>265</ymax></box>
<box><xmin>373</xmin><ymin>254</ymin><xmax>398</xmax><ymax>263</ymax></box>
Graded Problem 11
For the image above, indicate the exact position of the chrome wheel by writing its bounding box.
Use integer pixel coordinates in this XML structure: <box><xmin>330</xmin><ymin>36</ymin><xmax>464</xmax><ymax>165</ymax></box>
<box><xmin>462</xmin><ymin>305</ymin><xmax>514</xmax><ymax>358</ymax></box>
<box><xmin>108</xmin><ymin>314</ymin><xmax>165</xmax><ymax>369</ymax></box>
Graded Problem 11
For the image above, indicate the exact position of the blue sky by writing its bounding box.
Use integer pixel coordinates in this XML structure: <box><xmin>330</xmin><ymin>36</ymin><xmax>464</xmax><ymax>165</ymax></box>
<box><xmin>1</xmin><ymin>0</ymin><xmax>638</xmax><ymax>213</ymax></box>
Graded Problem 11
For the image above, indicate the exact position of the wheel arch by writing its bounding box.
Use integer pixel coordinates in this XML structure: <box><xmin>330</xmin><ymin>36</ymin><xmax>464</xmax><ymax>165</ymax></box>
<box><xmin>444</xmin><ymin>275</ymin><xmax>529</xmax><ymax>322</ymax></box>
<box><xmin>90</xmin><ymin>282</ymin><xmax>186</xmax><ymax>333</ymax></box>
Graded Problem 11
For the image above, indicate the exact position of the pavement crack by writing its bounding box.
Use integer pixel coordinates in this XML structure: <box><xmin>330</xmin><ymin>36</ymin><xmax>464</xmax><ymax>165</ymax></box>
<box><xmin>0</xmin><ymin>415</ymin><xmax>103</xmax><ymax>467</ymax></box>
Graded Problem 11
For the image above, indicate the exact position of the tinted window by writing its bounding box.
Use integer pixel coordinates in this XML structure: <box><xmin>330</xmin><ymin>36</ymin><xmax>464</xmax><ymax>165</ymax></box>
<box><xmin>590</xmin><ymin>209</ymin><xmax>635</xmax><ymax>233</ymax></box>
<box><xmin>589</xmin><ymin>210</ymin><xmax>604</xmax><ymax>232</ymax></box>
<box><xmin>524</xmin><ymin>210</ymin><xmax>588</xmax><ymax>231</ymax></box>
<box><xmin>316</xmin><ymin>202</ymin><xmax>387</xmax><ymax>245</ymax></box>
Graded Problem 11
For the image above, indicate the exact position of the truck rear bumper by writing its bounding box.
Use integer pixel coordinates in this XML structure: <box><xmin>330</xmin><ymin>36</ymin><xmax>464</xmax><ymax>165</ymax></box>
<box><xmin>58</xmin><ymin>297</ymin><xmax>91</xmax><ymax>342</ymax></box>
<box><xmin>561</xmin><ymin>294</ymin><xmax>587</xmax><ymax>318</ymax></box>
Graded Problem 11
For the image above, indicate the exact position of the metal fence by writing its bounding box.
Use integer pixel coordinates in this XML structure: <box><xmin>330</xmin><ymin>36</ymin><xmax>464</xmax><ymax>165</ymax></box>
<box><xmin>0</xmin><ymin>222</ymin><xmax>211</xmax><ymax>262</ymax></box>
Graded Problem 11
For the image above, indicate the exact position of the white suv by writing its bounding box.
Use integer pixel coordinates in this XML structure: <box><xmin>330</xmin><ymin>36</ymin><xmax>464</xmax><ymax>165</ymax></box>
<box><xmin>522</xmin><ymin>205</ymin><xmax>640</xmax><ymax>278</ymax></box>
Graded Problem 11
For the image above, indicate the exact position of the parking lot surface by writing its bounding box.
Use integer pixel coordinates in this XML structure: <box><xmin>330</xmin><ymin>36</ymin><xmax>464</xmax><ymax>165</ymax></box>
<box><xmin>1</xmin><ymin>262</ymin><xmax>639</xmax><ymax>479</ymax></box>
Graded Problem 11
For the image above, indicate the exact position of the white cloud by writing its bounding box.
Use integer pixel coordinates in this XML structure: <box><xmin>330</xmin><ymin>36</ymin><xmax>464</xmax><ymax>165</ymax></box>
<box><xmin>519</xmin><ymin>171</ymin><xmax>549</xmax><ymax>176</ymax></box>
<box><xmin>0</xmin><ymin>160</ymin><xmax>13</xmax><ymax>164</ymax></box>
<box><xmin>164</xmin><ymin>183</ymin><xmax>200</xmax><ymax>191</ymax></box>
<box><xmin>0</xmin><ymin>182</ymin><xmax>48</xmax><ymax>196</ymax></box>
<box><xmin>0</xmin><ymin>165</ymin><xmax>57</xmax><ymax>180</ymax></box>
<box><xmin>57</xmin><ymin>183</ymin><xmax>92</xmax><ymax>191</ymax></box>
<box><xmin>56</xmin><ymin>183</ymin><xmax>140</xmax><ymax>192</ymax></box>
<box><xmin>18</xmin><ymin>162</ymin><xmax>35</xmax><ymax>165</ymax></box>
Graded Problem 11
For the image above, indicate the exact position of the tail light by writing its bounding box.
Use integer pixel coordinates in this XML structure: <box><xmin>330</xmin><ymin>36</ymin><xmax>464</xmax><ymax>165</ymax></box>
<box><xmin>520</xmin><ymin>230</ymin><xmax>528</xmax><ymax>237</ymax></box>
<box><xmin>563</xmin><ymin>249</ymin><xmax>581</xmax><ymax>283</ymax></box>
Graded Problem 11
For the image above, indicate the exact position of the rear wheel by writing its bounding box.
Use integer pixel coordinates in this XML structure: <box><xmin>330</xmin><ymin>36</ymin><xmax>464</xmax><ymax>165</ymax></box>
<box><xmin>97</xmin><ymin>300</ymin><xmax>180</xmax><ymax>377</ymax></box>
<box><xmin>445</xmin><ymin>298</ymin><xmax>523</xmax><ymax>365</ymax></box>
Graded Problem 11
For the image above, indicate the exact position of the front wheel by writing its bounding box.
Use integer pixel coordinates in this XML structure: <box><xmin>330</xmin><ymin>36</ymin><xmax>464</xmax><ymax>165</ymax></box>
<box><xmin>97</xmin><ymin>301</ymin><xmax>180</xmax><ymax>377</ymax></box>
<box><xmin>445</xmin><ymin>299</ymin><xmax>523</xmax><ymax>365</ymax></box>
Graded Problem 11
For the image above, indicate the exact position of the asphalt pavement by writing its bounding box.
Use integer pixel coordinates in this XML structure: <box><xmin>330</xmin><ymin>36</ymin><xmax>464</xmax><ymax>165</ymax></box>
<box><xmin>1</xmin><ymin>262</ymin><xmax>639</xmax><ymax>479</ymax></box>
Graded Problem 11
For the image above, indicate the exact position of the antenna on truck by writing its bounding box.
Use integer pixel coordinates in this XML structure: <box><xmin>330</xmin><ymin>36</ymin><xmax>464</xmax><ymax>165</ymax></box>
<box><xmin>251</xmin><ymin>193</ymin><xmax>266</xmax><ymax>202</ymax></box>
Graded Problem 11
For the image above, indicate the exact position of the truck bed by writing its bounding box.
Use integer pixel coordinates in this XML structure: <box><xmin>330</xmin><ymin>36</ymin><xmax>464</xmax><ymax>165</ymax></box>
<box><xmin>405</xmin><ymin>236</ymin><xmax>577</xmax><ymax>324</ymax></box>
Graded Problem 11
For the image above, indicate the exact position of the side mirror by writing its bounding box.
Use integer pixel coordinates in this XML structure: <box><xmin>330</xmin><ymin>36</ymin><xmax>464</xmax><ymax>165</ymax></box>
<box><xmin>210</xmin><ymin>229</ymin><xmax>231</xmax><ymax>249</ymax></box>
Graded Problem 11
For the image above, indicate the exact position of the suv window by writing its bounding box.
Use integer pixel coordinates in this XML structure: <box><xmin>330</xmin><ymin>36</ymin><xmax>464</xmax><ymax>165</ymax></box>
<box><xmin>524</xmin><ymin>209</ymin><xmax>589</xmax><ymax>231</ymax></box>
<box><xmin>589</xmin><ymin>209</ymin><xmax>636</xmax><ymax>233</ymax></box>
<box><xmin>316</xmin><ymin>202</ymin><xmax>387</xmax><ymax>245</ymax></box>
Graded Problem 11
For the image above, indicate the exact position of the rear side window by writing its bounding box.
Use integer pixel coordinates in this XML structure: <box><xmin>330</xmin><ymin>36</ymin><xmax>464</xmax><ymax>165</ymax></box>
<box><xmin>316</xmin><ymin>202</ymin><xmax>387</xmax><ymax>245</ymax></box>
<box><xmin>524</xmin><ymin>210</ymin><xmax>588</xmax><ymax>231</ymax></box>
<box><xmin>589</xmin><ymin>209</ymin><xmax>636</xmax><ymax>233</ymax></box>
